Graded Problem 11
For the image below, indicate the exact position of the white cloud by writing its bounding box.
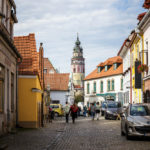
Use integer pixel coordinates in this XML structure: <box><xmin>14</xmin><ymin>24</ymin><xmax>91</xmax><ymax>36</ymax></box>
<box><xmin>15</xmin><ymin>0</ymin><xmax>145</xmax><ymax>75</ymax></box>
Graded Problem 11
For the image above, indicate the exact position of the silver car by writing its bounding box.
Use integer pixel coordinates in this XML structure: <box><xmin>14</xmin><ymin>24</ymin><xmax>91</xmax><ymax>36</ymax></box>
<box><xmin>121</xmin><ymin>103</ymin><xmax>150</xmax><ymax>140</ymax></box>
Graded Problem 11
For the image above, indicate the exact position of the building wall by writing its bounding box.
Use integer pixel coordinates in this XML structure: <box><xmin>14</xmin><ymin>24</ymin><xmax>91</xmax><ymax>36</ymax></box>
<box><xmin>72</xmin><ymin>73</ymin><xmax>84</xmax><ymax>86</ymax></box>
<box><xmin>0</xmin><ymin>34</ymin><xmax>17</xmax><ymax>135</ymax></box>
<box><xmin>18</xmin><ymin>75</ymin><xmax>42</xmax><ymax>128</ymax></box>
<box><xmin>84</xmin><ymin>74</ymin><xmax>123</xmax><ymax>105</ymax></box>
<box><xmin>131</xmin><ymin>36</ymin><xmax>144</xmax><ymax>103</ymax></box>
<box><xmin>122</xmin><ymin>49</ymin><xmax>130</xmax><ymax>104</ymax></box>
<box><xmin>50</xmin><ymin>91</ymin><xmax>68</xmax><ymax>106</ymax></box>
<box><xmin>143</xmin><ymin>21</ymin><xmax>150</xmax><ymax>67</ymax></box>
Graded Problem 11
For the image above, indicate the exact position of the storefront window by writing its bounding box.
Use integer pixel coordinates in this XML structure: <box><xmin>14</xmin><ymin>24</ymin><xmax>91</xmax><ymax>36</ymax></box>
<box><xmin>0</xmin><ymin>65</ymin><xmax>5</xmax><ymax>112</ymax></box>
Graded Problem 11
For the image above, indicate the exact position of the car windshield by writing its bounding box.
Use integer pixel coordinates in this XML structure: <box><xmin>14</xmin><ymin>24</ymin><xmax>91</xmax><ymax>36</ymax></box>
<box><xmin>107</xmin><ymin>103</ymin><xmax>118</xmax><ymax>108</ymax></box>
<box><xmin>130</xmin><ymin>105</ymin><xmax>150</xmax><ymax>116</ymax></box>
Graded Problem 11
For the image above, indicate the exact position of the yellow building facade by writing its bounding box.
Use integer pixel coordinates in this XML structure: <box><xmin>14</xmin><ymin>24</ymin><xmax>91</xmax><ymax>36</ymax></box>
<box><xmin>131</xmin><ymin>33</ymin><xmax>144</xmax><ymax>103</ymax></box>
<box><xmin>18</xmin><ymin>75</ymin><xmax>43</xmax><ymax>128</ymax></box>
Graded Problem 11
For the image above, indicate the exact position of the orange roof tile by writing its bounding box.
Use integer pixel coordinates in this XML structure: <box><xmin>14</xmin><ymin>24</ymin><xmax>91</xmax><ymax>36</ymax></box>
<box><xmin>137</xmin><ymin>12</ymin><xmax>146</xmax><ymax>21</ymax></box>
<box><xmin>14</xmin><ymin>34</ymin><xmax>40</xmax><ymax>75</ymax></box>
<box><xmin>143</xmin><ymin>0</ymin><xmax>150</xmax><ymax>9</ymax></box>
<box><xmin>44</xmin><ymin>58</ymin><xmax>56</xmax><ymax>74</ymax></box>
<box><xmin>44</xmin><ymin>73</ymin><xmax>70</xmax><ymax>91</ymax></box>
<box><xmin>84</xmin><ymin>56</ymin><xmax>123</xmax><ymax>81</ymax></box>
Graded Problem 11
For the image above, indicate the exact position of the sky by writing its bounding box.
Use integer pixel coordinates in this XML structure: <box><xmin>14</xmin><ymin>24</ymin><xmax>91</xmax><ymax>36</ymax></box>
<box><xmin>14</xmin><ymin>0</ymin><xmax>145</xmax><ymax>75</ymax></box>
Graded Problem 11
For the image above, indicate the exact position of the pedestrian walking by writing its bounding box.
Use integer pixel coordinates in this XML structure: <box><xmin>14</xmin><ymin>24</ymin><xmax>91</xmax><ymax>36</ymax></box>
<box><xmin>48</xmin><ymin>106</ymin><xmax>53</xmax><ymax>123</ymax></box>
<box><xmin>64</xmin><ymin>102</ymin><xmax>70</xmax><ymax>123</ymax></box>
<box><xmin>95</xmin><ymin>102</ymin><xmax>101</xmax><ymax>120</ymax></box>
<box><xmin>90</xmin><ymin>103</ymin><xmax>96</xmax><ymax>120</ymax></box>
<box><xmin>83</xmin><ymin>105</ymin><xmax>87</xmax><ymax>117</ymax></box>
<box><xmin>70</xmin><ymin>103</ymin><xmax>78</xmax><ymax>123</ymax></box>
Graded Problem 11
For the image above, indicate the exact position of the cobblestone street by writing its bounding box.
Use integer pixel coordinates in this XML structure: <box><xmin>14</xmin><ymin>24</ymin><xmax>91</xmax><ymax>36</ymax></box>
<box><xmin>1</xmin><ymin>117</ymin><xmax>150</xmax><ymax>150</ymax></box>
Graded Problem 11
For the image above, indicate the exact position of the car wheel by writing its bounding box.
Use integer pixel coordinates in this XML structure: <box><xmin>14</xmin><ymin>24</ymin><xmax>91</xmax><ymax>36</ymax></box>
<box><xmin>105</xmin><ymin>114</ymin><xmax>108</xmax><ymax>120</ymax></box>
<box><xmin>126</xmin><ymin>126</ymin><xmax>131</xmax><ymax>140</ymax></box>
<box><xmin>121</xmin><ymin>124</ymin><xmax>125</xmax><ymax>136</ymax></box>
<box><xmin>55</xmin><ymin>112</ymin><xmax>59</xmax><ymax>117</ymax></box>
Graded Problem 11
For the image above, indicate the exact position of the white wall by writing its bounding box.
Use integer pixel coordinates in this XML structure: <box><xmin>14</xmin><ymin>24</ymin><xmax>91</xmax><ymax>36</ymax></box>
<box><xmin>50</xmin><ymin>91</ymin><xmax>68</xmax><ymax>106</ymax></box>
<box><xmin>122</xmin><ymin>48</ymin><xmax>130</xmax><ymax>104</ymax></box>
<box><xmin>143</xmin><ymin>22</ymin><xmax>150</xmax><ymax>73</ymax></box>
<box><xmin>84</xmin><ymin>74</ymin><xmax>123</xmax><ymax>105</ymax></box>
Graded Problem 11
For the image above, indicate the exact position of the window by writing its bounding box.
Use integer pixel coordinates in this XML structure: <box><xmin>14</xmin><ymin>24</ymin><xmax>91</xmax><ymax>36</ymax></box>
<box><xmin>87</xmin><ymin>83</ymin><xmax>90</xmax><ymax>94</ymax></box>
<box><xmin>121</xmin><ymin>78</ymin><xmax>123</xmax><ymax>90</ymax></box>
<box><xmin>112</xmin><ymin>80</ymin><xmax>115</xmax><ymax>91</ymax></box>
<box><xmin>44</xmin><ymin>69</ymin><xmax>47</xmax><ymax>74</ymax></box>
<box><xmin>100</xmin><ymin>81</ymin><xmax>103</xmax><ymax>93</ymax></box>
<box><xmin>113</xmin><ymin>63</ymin><xmax>117</xmax><ymax>70</ymax></box>
<box><xmin>98</xmin><ymin>67</ymin><xmax>101</xmax><ymax>72</ymax></box>
<box><xmin>93</xmin><ymin>82</ymin><xmax>96</xmax><ymax>93</ymax></box>
<box><xmin>105</xmin><ymin>66</ymin><xmax>107</xmax><ymax>71</ymax></box>
<box><xmin>107</xmin><ymin>80</ymin><xmax>110</xmax><ymax>91</ymax></box>
<box><xmin>0</xmin><ymin>65</ymin><xmax>4</xmax><ymax>112</ymax></box>
<box><xmin>11</xmin><ymin>73</ymin><xmax>14</xmax><ymax>112</ymax></box>
<box><xmin>73</xmin><ymin>68</ymin><xmax>76</xmax><ymax>73</ymax></box>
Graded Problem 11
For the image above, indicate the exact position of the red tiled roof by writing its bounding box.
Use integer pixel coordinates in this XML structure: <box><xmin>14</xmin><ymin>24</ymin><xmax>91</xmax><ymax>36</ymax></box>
<box><xmin>44</xmin><ymin>58</ymin><xmax>56</xmax><ymax>74</ymax></box>
<box><xmin>137</xmin><ymin>12</ymin><xmax>146</xmax><ymax>21</ymax></box>
<box><xmin>14</xmin><ymin>34</ymin><xmax>44</xmax><ymax>88</ymax></box>
<box><xmin>143</xmin><ymin>0</ymin><xmax>150</xmax><ymax>9</ymax></box>
<box><xmin>14</xmin><ymin>33</ymin><xmax>39</xmax><ymax>75</ymax></box>
<box><xmin>84</xmin><ymin>56</ymin><xmax>123</xmax><ymax>81</ymax></box>
<box><xmin>44</xmin><ymin>73</ymin><xmax>70</xmax><ymax>91</ymax></box>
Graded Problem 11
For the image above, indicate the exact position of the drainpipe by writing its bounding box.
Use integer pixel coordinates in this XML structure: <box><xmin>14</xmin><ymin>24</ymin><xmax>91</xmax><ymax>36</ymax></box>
<box><xmin>130</xmin><ymin>47</ymin><xmax>132</xmax><ymax>104</ymax></box>
<box><xmin>16</xmin><ymin>58</ymin><xmax>22</xmax><ymax>127</ymax></box>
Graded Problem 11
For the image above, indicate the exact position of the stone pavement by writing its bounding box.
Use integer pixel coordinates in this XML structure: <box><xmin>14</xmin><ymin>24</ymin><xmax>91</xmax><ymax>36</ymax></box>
<box><xmin>1</xmin><ymin>117</ymin><xmax>150</xmax><ymax>150</ymax></box>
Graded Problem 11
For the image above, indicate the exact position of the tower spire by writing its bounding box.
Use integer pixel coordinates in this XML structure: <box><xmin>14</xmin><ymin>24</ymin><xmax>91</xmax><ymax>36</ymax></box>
<box><xmin>75</xmin><ymin>33</ymin><xmax>80</xmax><ymax>46</ymax></box>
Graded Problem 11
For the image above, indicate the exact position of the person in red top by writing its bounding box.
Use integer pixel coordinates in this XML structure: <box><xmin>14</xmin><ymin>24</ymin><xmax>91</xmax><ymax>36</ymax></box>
<box><xmin>70</xmin><ymin>103</ymin><xmax>78</xmax><ymax>123</ymax></box>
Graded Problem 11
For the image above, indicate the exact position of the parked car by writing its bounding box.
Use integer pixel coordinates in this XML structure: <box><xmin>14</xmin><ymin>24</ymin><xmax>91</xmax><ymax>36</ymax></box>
<box><xmin>105</xmin><ymin>101</ymin><xmax>122</xmax><ymax>120</ymax></box>
<box><xmin>121</xmin><ymin>103</ymin><xmax>150</xmax><ymax>140</ymax></box>
<box><xmin>50</xmin><ymin>104</ymin><xmax>64</xmax><ymax>117</ymax></box>
<box><xmin>101</xmin><ymin>101</ymin><xmax>107</xmax><ymax>116</ymax></box>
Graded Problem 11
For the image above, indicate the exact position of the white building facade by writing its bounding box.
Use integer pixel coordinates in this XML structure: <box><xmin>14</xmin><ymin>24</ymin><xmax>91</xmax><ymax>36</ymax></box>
<box><xmin>138</xmin><ymin>9</ymin><xmax>150</xmax><ymax>102</ymax></box>
<box><xmin>84</xmin><ymin>56</ymin><xmax>123</xmax><ymax>107</ymax></box>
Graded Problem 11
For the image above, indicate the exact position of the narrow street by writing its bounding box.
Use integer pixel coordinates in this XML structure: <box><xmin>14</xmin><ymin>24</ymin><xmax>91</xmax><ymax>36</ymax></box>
<box><xmin>1</xmin><ymin>117</ymin><xmax>150</xmax><ymax>150</ymax></box>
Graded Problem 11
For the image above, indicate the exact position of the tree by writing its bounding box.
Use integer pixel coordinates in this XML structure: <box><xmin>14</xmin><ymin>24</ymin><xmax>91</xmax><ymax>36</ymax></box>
<box><xmin>74</xmin><ymin>94</ymin><xmax>84</xmax><ymax>104</ymax></box>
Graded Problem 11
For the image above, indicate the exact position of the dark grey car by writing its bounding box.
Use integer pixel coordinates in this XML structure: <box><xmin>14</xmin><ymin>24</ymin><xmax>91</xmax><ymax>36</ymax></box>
<box><xmin>105</xmin><ymin>102</ymin><xmax>122</xmax><ymax>120</ymax></box>
<box><xmin>121</xmin><ymin>103</ymin><xmax>150</xmax><ymax>140</ymax></box>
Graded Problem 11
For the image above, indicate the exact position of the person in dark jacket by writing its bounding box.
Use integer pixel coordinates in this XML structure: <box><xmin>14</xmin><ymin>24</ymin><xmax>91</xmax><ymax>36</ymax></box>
<box><xmin>70</xmin><ymin>103</ymin><xmax>78</xmax><ymax>123</ymax></box>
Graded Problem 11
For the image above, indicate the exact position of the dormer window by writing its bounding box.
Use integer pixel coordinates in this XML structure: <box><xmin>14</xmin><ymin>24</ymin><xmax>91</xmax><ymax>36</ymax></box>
<box><xmin>105</xmin><ymin>65</ymin><xmax>108</xmax><ymax>71</ymax></box>
<box><xmin>98</xmin><ymin>67</ymin><xmax>101</xmax><ymax>72</ymax></box>
<box><xmin>114</xmin><ymin>63</ymin><xmax>117</xmax><ymax>70</ymax></box>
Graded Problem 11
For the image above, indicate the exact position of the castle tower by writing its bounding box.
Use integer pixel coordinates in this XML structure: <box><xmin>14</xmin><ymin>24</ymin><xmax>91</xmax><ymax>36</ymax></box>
<box><xmin>71</xmin><ymin>34</ymin><xmax>85</xmax><ymax>95</ymax></box>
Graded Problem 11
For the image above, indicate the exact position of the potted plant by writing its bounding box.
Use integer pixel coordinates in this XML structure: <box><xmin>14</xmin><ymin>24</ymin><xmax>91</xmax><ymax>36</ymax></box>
<box><xmin>138</xmin><ymin>64</ymin><xmax>148</xmax><ymax>73</ymax></box>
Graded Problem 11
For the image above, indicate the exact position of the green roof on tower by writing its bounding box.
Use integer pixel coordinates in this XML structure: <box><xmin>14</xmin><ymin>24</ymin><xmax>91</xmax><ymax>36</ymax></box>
<box><xmin>73</xmin><ymin>33</ymin><xmax>83</xmax><ymax>53</ymax></box>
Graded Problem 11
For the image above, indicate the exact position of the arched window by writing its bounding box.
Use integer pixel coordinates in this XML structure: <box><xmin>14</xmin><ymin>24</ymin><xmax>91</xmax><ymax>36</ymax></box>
<box><xmin>73</xmin><ymin>68</ymin><xmax>76</xmax><ymax>73</ymax></box>
<box><xmin>107</xmin><ymin>80</ymin><xmax>110</xmax><ymax>91</ymax></box>
<box><xmin>94</xmin><ymin>82</ymin><xmax>96</xmax><ymax>93</ymax></box>
<box><xmin>100</xmin><ymin>81</ymin><xmax>103</xmax><ymax>93</ymax></box>
<box><xmin>112</xmin><ymin>79</ymin><xmax>115</xmax><ymax>91</ymax></box>
<box><xmin>87</xmin><ymin>83</ymin><xmax>90</xmax><ymax>94</ymax></box>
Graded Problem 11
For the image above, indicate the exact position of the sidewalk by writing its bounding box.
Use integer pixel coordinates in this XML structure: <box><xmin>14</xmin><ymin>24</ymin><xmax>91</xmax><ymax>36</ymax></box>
<box><xmin>0</xmin><ymin>119</ymin><xmax>66</xmax><ymax>150</ymax></box>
